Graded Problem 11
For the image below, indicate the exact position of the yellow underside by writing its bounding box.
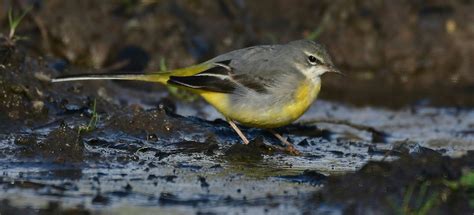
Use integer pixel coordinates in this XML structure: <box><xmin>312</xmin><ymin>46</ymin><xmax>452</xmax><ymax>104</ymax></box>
<box><xmin>152</xmin><ymin>64</ymin><xmax>320</xmax><ymax>128</ymax></box>
<box><xmin>199</xmin><ymin>79</ymin><xmax>321</xmax><ymax>128</ymax></box>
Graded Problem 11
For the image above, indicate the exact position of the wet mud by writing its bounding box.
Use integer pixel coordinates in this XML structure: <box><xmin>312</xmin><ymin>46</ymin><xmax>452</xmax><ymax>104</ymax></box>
<box><xmin>0</xmin><ymin>0</ymin><xmax>473</xmax><ymax>214</ymax></box>
<box><xmin>309</xmin><ymin>152</ymin><xmax>474</xmax><ymax>214</ymax></box>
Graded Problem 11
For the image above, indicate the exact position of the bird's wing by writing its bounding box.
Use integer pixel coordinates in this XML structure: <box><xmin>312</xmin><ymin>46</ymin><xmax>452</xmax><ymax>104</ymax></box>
<box><xmin>167</xmin><ymin>60</ymin><xmax>238</xmax><ymax>93</ymax></box>
<box><xmin>167</xmin><ymin>59</ymin><xmax>280</xmax><ymax>94</ymax></box>
<box><xmin>168</xmin><ymin>45</ymin><xmax>296</xmax><ymax>94</ymax></box>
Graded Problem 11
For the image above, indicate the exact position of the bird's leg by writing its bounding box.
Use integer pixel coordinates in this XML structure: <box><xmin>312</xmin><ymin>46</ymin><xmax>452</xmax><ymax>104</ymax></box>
<box><xmin>226</xmin><ymin>118</ymin><xmax>250</xmax><ymax>144</ymax></box>
<box><xmin>268</xmin><ymin>130</ymin><xmax>301</xmax><ymax>156</ymax></box>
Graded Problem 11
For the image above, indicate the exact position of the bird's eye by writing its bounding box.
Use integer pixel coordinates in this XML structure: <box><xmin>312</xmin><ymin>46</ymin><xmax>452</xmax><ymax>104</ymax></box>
<box><xmin>308</xmin><ymin>55</ymin><xmax>321</xmax><ymax>65</ymax></box>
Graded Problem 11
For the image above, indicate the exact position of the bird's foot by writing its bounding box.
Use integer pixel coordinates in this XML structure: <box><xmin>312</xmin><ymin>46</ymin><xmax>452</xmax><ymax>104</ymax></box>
<box><xmin>268</xmin><ymin>130</ymin><xmax>302</xmax><ymax>156</ymax></box>
<box><xmin>285</xmin><ymin>143</ymin><xmax>302</xmax><ymax>156</ymax></box>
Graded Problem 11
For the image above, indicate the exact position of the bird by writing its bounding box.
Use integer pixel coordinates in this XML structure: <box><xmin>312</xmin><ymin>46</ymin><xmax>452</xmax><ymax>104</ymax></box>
<box><xmin>52</xmin><ymin>39</ymin><xmax>341</xmax><ymax>155</ymax></box>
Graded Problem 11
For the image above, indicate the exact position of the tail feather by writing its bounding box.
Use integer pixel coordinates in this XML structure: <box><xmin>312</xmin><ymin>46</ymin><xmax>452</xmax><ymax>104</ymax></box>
<box><xmin>51</xmin><ymin>64</ymin><xmax>214</xmax><ymax>84</ymax></box>
<box><xmin>51</xmin><ymin>73</ymin><xmax>166</xmax><ymax>83</ymax></box>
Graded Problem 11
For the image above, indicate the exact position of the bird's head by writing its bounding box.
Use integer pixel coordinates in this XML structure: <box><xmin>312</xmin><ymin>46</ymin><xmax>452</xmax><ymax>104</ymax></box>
<box><xmin>288</xmin><ymin>39</ymin><xmax>342</xmax><ymax>83</ymax></box>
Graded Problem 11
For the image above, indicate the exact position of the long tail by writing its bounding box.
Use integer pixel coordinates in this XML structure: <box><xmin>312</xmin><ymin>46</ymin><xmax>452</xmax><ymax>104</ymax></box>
<box><xmin>51</xmin><ymin>64</ymin><xmax>213</xmax><ymax>84</ymax></box>
<box><xmin>51</xmin><ymin>72</ymin><xmax>168</xmax><ymax>84</ymax></box>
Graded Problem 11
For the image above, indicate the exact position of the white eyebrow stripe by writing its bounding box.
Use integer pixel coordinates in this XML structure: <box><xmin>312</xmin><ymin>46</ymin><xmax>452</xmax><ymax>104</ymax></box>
<box><xmin>303</xmin><ymin>50</ymin><xmax>324</xmax><ymax>64</ymax></box>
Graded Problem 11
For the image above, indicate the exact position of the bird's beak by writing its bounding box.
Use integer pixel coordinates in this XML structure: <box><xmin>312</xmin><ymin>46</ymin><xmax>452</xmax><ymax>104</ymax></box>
<box><xmin>325</xmin><ymin>65</ymin><xmax>344</xmax><ymax>76</ymax></box>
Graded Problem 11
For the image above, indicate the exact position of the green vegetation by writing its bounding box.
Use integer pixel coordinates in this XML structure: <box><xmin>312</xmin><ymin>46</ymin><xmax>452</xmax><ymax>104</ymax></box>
<box><xmin>6</xmin><ymin>7</ymin><xmax>32</xmax><ymax>42</ymax></box>
<box><xmin>394</xmin><ymin>182</ymin><xmax>439</xmax><ymax>215</ymax></box>
<box><xmin>78</xmin><ymin>99</ymin><xmax>100</xmax><ymax>134</ymax></box>
<box><xmin>463</xmin><ymin>172</ymin><xmax>474</xmax><ymax>208</ymax></box>
<box><xmin>306</xmin><ymin>26</ymin><xmax>325</xmax><ymax>41</ymax></box>
<box><xmin>159</xmin><ymin>57</ymin><xmax>167</xmax><ymax>72</ymax></box>
<box><xmin>445</xmin><ymin>171</ymin><xmax>474</xmax><ymax>208</ymax></box>
<box><xmin>391</xmin><ymin>171</ymin><xmax>474</xmax><ymax>215</ymax></box>
<box><xmin>305</xmin><ymin>11</ymin><xmax>330</xmax><ymax>41</ymax></box>
<box><xmin>460</xmin><ymin>171</ymin><xmax>474</xmax><ymax>188</ymax></box>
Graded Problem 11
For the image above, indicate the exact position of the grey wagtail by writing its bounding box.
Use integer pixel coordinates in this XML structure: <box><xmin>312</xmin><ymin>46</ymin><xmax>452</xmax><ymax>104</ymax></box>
<box><xmin>52</xmin><ymin>39</ymin><xmax>340</xmax><ymax>155</ymax></box>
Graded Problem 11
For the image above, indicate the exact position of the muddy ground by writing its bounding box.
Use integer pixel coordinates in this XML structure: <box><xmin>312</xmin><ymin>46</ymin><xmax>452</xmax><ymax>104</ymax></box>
<box><xmin>0</xmin><ymin>0</ymin><xmax>473</xmax><ymax>214</ymax></box>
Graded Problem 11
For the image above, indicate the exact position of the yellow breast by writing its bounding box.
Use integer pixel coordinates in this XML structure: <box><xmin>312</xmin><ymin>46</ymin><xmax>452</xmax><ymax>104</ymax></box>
<box><xmin>199</xmin><ymin>79</ymin><xmax>321</xmax><ymax>128</ymax></box>
<box><xmin>280</xmin><ymin>80</ymin><xmax>321</xmax><ymax>125</ymax></box>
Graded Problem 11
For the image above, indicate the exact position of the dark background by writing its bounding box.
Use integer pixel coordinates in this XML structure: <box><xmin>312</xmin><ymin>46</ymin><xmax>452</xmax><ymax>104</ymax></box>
<box><xmin>1</xmin><ymin>0</ymin><xmax>473</xmax><ymax>107</ymax></box>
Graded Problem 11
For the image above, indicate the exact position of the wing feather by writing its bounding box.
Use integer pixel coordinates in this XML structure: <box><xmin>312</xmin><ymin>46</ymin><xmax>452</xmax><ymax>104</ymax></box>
<box><xmin>167</xmin><ymin>60</ymin><xmax>269</xmax><ymax>94</ymax></box>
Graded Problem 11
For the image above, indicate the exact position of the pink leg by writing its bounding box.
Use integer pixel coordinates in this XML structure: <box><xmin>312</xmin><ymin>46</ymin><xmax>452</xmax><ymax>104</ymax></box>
<box><xmin>226</xmin><ymin>118</ymin><xmax>250</xmax><ymax>144</ymax></box>
<box><xmin>268</xmin><ymin>130</ymin><xmax>302</xmax><ymax>156</ymax></box>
